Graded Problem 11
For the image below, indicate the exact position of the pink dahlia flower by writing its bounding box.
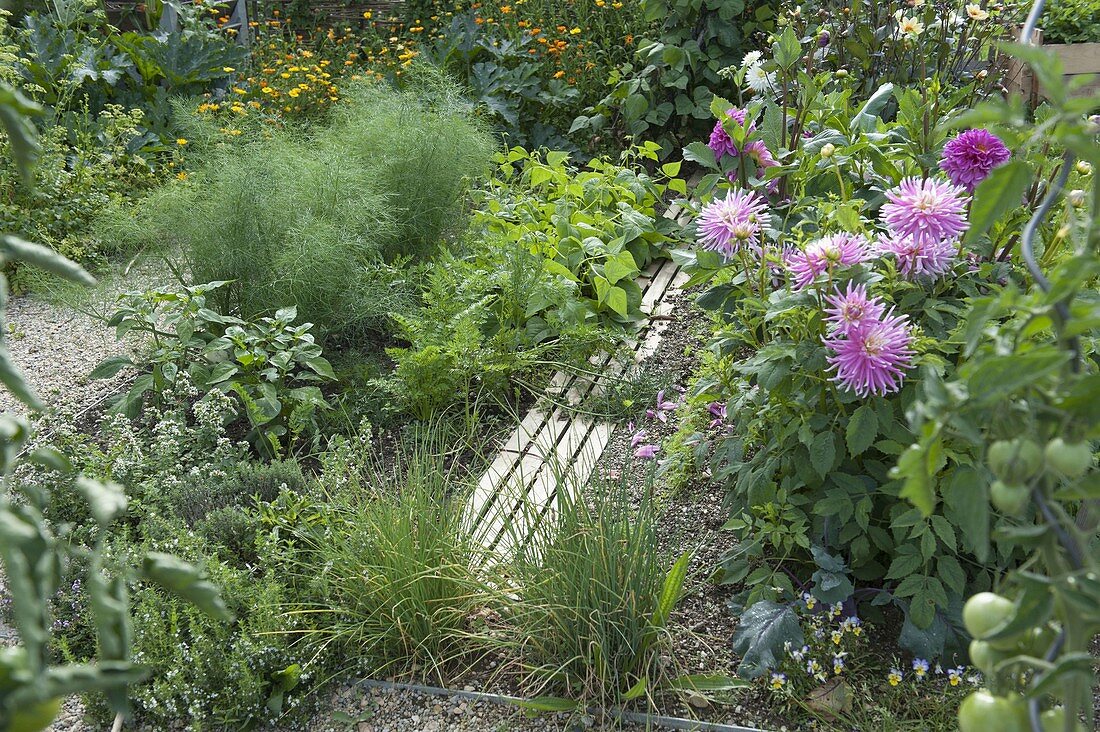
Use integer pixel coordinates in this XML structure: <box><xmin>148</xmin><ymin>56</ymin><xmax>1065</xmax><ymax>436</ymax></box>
<box><xmin>708</xmin><ymin>107</ymin><xmax>751</xmax><ymax>159</ymax></box>
<box><xmin>745</xmin><ymin>140</ymin><xmax>778</xmax><ymax>169</ymax></box>
<box><xmin>880</xmin><ymin>177</ymin><xmax>970</xmax><ymax>246</ymax></box>
<box><xmin>823</xmin><ymin>282</ymin><xmax>886</xmax><ymax>336</ymax></box>
<box><xmin>785</xmin><ymin>234</ymin><xmax>870</xmax><ymax>290</ymax></box>
<box><xmin>697</xmin><ymin>189</ymin><xmax>769</xmax><ymax>258</ymax></box>
<box><xmin>939</xmin><ymin>129</ymin><xmax>1011</xmax><ymax>192</ymax></box>
<box><xmin>824</xmin><ymin>310</ymin><xmax>914</xmax><ymax>397</ymax></box>
<box><xmin>876</xmin><ymin>233</ymin><xmax>956</xmax><ymax>279</ymax></box>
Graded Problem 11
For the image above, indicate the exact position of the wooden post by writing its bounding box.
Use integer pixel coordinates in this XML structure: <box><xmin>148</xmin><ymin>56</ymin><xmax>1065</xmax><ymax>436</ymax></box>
<box><xmin>1004</xmin><ymin>27</ymin><xmax>1042</xmax><ymax>104</ymax></box>
<box><xmin>231</xmin><ymin>0</ymin><xmax>250</xmax><ymax>46</ymax></box>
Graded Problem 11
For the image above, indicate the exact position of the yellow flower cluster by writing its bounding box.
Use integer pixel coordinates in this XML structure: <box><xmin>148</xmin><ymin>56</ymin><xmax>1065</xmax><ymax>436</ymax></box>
<box><xmin>193</xmin><ymin>0</ymin><xmax>646</xmax><ymax>124</ymax></box>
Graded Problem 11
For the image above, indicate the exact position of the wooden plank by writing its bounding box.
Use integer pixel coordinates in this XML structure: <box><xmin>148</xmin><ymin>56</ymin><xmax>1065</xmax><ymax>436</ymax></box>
<box><xmin>1048</xmin><ymin>42</ymin><xmax>1100</xmax><ymax>76</ymax></box>
<box><xmin>497</xmin><ymin>408</ymin><xmax>552</xmax><ymax>455</ymax></box>
<box><xmin>489</xmin><ymin>415</ymin><xmax>599</xmax><ymax>555</ymax></box>
<box><xmin>480</xmin><ymin>413</ymin><xmax>590</xmax><ymax>553</ymax></box>
<box><xmin>471</xmin><ymin>209</ymin><xmax>689</xmax><ymax>555</ymax></box>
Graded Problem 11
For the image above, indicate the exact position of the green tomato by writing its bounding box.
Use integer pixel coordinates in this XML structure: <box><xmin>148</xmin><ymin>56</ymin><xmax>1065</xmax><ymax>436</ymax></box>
<box><xmin>967</xmin><ymin>640</ymin><xmax>1006</xmax><ymax>675</ymax></box>
<box><xmin>1044</xmin><ymin>438</ymin><xmax>1093</xmax><ymax>478</ymax></box>
<box><xmin>1017</xmin><ymin>625</ymin><xmax>1058</xmax><ymax>657</ymax></box>
<box><xmin>1040</xmin><ymin>707</ymin><xmax>1088</xmax><ymax>732</ymax></box>
<box><xmin>991</xmin><ymin>481</ymin><xmax>1031</xmax><ymax>515</ymax></box>
<box><xmin>963</xmin><ymin>592</ymin><xmax>1015</xmax><ymax>640</ymax></box>
<box><xmin>958</xmin><ymin>690</ymin><xmax>1029</xmax><ymax>732</ymax></box>
<box><xmin>7</xmin><ymin>697</ymin><xmax>61</xmax><ymax>732</ymax></box>
<box><xmin>988</xmin><ymin>439</ymin><xmax>1044</xmax><ymax>483</ymax></box>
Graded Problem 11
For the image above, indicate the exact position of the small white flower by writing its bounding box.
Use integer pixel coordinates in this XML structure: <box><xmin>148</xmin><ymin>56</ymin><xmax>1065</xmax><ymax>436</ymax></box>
<box><xmin>742</xmin><ymin>50</ymin><xmax>763</xmax><ymax>68</ymax></box>
<box><xmin>745</xmin><ymin>63</ymin><xmax>774</xmax><ymax>93</ymax></box>
<box><xmin>898</xmin><ymin>16</ymin><xmax>924</xmax><ymax>37</ymax></box>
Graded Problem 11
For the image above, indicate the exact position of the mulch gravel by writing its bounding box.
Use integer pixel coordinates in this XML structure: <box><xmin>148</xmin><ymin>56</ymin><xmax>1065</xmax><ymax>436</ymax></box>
<box><xmin>1</xmin><ymin>289</ymin><xmax>138</xmax><ymax>419</ymax></box>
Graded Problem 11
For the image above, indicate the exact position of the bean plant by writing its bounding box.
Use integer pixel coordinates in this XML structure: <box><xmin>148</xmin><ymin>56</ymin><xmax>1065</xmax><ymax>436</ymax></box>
<box><xmin>93</xmin><ymin>281</ymin><xmax>336</xmax><ymax>458</ymax></box>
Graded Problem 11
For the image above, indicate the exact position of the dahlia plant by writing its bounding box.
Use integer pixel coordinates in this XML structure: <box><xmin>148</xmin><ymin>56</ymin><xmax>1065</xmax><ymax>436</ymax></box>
<box><xmin>664</xmin><ymin>34</ymin><xmax>1091</xmax><ymax>671</ymax></box>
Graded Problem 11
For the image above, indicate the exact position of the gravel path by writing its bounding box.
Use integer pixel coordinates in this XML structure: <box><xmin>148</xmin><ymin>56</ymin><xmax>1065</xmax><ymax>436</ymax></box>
<box><xmin>1</xmin><ymin>290</ymin><xmax>138</xmax><ymax>419</ymax></box>
<box><xmin>297</xmin><ymin>289</ymin><xmax>778</xmax><ymax>732</ymax></box>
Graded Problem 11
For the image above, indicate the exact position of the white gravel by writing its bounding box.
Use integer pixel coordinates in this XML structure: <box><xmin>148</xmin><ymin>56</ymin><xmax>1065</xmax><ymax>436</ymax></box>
<box><xmin>1</xmin><ymin>292</ymin><xmax>134</xmax><ymax>419</ymax></box>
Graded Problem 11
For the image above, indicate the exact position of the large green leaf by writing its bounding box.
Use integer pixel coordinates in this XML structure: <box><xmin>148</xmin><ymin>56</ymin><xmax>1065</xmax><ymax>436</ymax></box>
<box><xmin>665</xmin><ymin>674</ymin><xmax>752</xmax><ymax>691</ymax></box>
<box><xmin>141</xmin><ymin>553</ymin><xmax>232</xmax><ymax>622</ymax></box>
<box><xmin>893</xmin><ymin>424</ymin><xmax>944</xmax><ymax>516</ymax></box>
<box><xmin>75</xmin><ymin>477</ymin><xmax>127</xmax><ymax>528</ymax></box>
<box><xmin>851</xmin><ymin>83</ymin><xmax>895</xmax><ymax>133</ymax></box>
<box><xmin>0</xmin><ymin>235</ymin><xmax>95</xmax><ymax>285</ymax></box>
<box><xmin>651</xmin><ymin>550</ymin><xmax>690</xmax><ymax>630</ymax></box>
<box><xmin>966</xmin><ymin>348</ymin><xmax>1071</xmax><ymax>403</ymax></box>
<box><xmin>845</xmin><ymin>405</ymin><xmax>878</xmax><ymax>457</ymax></box>
<box><xmin>809</xmin><ymin>430</ymin><xmax>836</xmax><ymax>478</ymax></box>
<box><xmin>0</xmin><ymin>83</ymin><xmax>41</xmax><ymax>182</ymax></box>
<box><xmin>731</xmin><ymin>600</ymin><xmax>803</xmax><ymax>679</ymax></box>
<box><xmin>941</xmin><ymin>466</ymin><xmax>990</xmax><ymax>562</ymax></box>
<box><xmin>964</xmin><ymin>161</ymin><xmax>1033</xmax><ymax>245</ymax></box>
<box><xmin>88</xmin><ymin>355</ymin><xmax>134</xmax><ymax>380</ymax></box>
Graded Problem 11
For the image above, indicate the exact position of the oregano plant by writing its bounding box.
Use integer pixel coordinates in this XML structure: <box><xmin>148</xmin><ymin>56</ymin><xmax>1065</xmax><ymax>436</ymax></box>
<box><xmin>0</xmin><ymin>81</ymin><xmax>230</xmax><ymax>732</ymax></box>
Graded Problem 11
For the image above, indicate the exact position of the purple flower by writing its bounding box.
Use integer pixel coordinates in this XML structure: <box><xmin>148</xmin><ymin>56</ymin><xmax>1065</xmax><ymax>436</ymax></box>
<box><xmin>708</xmin><ymin>107</ymin><xmax>751</xmax><ymax>159</ymax></box>
<box><xmin>784</xmin><ymin>233</ymin><xmax>870</xmax><ymax>290</ymax></box>
<box><xmin>706</xmin><ymin>401</ymin><xmax>726</xmax><ymax>429</ymax></box>
<box><xmin>634</xmin><ymin>444</ymin><xmax>659</xmax><ymax>459</ymax></box>
<box><xmin>876</xmin><ymin>233</ymin><xmax>956</xmax><ymax>279</ymax></box>
<box><xmin>745</xmin><ymin>140</ymin><xmax>778</xmax><ymax>170</ymax></box>
<box><xmin>880</xmin><ymin>177</ymin><xmax>970</xmax><ymax>246</ymax></box>
<box><xmin>696</xmin><ymin>189</ymin><xmax>769</xmax><ymax>258</ymax></box>
<box><xmin>646</xmin><ymin>390</ymin><xmax>679</xmax><ymax>423</ymax></box>
<box><xmin>824</xmin><ymin>310</ymin><xmax>914</xmax><ymax>397</ymax></box>
<box><xmin>726</xmin><ymin>140</ymin><xmax>781</xmax><ymax>193</ymax></box>
<box><xmin>939</xmin><ymin>129</ymin><xmax>1011</xmax><ymax>192</ymax></box>
<box><xmin>823</xmin><ymin>282</ymin><xmax>886</xmax><ymax>336</ymax></box>
<box><xmin>630</xmin><ymin>428</ymin><xmax>648</xmax><ymax>448</ymax></box>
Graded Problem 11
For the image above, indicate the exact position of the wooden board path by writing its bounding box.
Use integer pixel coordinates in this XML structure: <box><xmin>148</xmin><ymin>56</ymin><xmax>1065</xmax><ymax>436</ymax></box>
<box><xmin>466</xmin><ymin>255</ymin><xmax>689</xmax><ymax>555</ymax></box>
